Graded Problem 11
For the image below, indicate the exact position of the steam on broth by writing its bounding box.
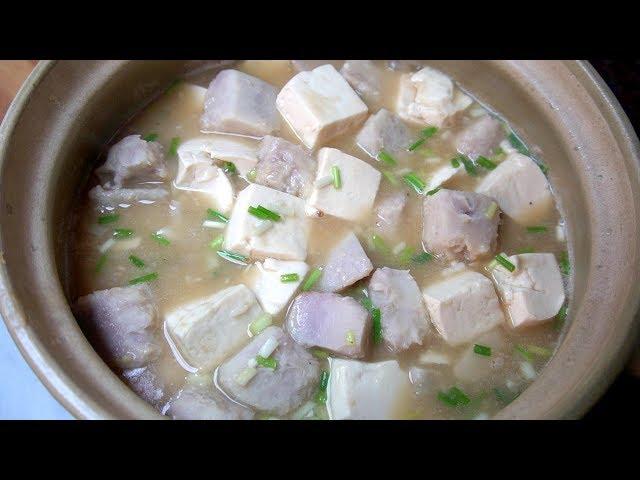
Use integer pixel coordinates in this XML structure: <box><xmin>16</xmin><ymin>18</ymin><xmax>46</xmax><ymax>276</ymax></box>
<box><xmin>69</xmin><ymin>60</ymin><xmax>570</xmax><ymax>420</ymax></box>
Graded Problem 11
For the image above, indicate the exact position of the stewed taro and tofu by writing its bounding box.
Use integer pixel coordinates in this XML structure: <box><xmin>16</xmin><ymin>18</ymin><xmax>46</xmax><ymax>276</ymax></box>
<box><xmin>69</xmin><ymin>60</ymin><xmax>571</xmax><ymax>420</ymax></box>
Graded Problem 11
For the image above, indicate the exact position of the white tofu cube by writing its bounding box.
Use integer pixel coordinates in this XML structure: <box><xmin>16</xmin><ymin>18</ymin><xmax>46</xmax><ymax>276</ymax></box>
<box><xmin>276</xmin><ymin>64</ymin><xmax>368</xmax><ymax>149</ymax></box>
<box><xmin>177</xmin><ymin>135</ymin><xmax>259</xmax><ymax>177</ymax></box>
<box><xmin>243</xmin><ymin>258</ymin><xmax>309</xmax><ymax>315</ymax></box>
<box><xmin>396</xmin><ymin>66</ymin><xmax>472</xmax><ymax>127</ymax></box>
<box><xmin>307</xmin><ymin>147</ymin><xmax>381</xmax><ymax>222</ymax></box>
<box><xmin>490</xmin><ymin>253</ymin><xmax>566</xmax><ymax>328</ymax></box>
<box><xmin>327</xmin><ymin>358</ymin><xmax>412</xmax><ymax>420</ymax></box>
<box><xmin>224</xmin><ymin>184</ymin><xmax>310</xmax><ymax>261</ymax></box>
<box><xmin>476</xmin><ymin>153</ymin><xmax>553</xmax><ymax>224</ymax></box>
<box><xmin>425</xmin><ymin>163</ymin><xmax>461</xmax><ymax>191</ymax></box>
<box><xmin>422</xmin><ymin>271</ymin><xmax>505</xmax><ymax>346</ymax></box>
<box><xmin>165</xmin><ymin>285</ymin><xmax>263</xmax><ymax>370</ymax></box>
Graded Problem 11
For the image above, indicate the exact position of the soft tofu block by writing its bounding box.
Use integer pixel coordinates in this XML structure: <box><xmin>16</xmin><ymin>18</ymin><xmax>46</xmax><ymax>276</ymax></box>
<box><xmin>307</xmin><ymin>147</ymin><xmax>381</xmax><ymax>222</ymax></box>
<box><xmin>244</xmin><ymin>258</ymin><xmax>309</xmax><ymax>315</ymax></box>
<box><xmin>355</xmin><ymin>108</ymin><xmax>413</xmax><ymax>159</ymax></box>
<box><xmin>327</xmin><ymin>358</ymin><xmax>412</xmax><ymax>420</ymax></box>
<box><xmin>225</xmin><ymin>184</ymin><xmax>310</xmax><ymax>261</ymax></box>
<box><xmin>491</xmin><ymin>253</ymin><xmax>565</xmax><ymax>328</ymax></box>
<box><xmin>453</xmin><ymin>114</ymin><xmax>504</xmax><ymax>160</ymax></box>
<box><xmin>425</xmin><ymin>163</ymin><xmax>462</xmax><ymax>192</ymax></box>
<box><xmin>165</xmin><ymin>285</ymin><xmax>263</xmax><ymax>370</ymax></box>
<box><xmin>369</xmin><ymin>267</ymin><xmax>431</xmax><ymax>352</ymax></box>
<box><xmin>177</xmin><ymin>135</ymin><xmax>259</xmax><ymax>177</ymax></box>
<box><xmin>422</xmin><ymin>271</ymin><xmax>505</xmax><ymax>346</ymax></box>
<box><xmin>200</xmin><ymin>69</ymin><xmax>280</xmax><ymax>137</ymax></box>
<box><xmin>453</xmin><ymin>328</ymin><xmax>507</xmax><ymax>382</ymax></box>
<box><xmin>422</xmin><ymin>189</ymin><xmax>500</xmax><ymax>262</ymax></box>
<box><xmin>315</xmin><ymin>231</ymin><xmax>373</xmax><ymax>292</ymax></box>
<box><xmin>340</xmin><ymin>60</ymin><xmax>382</xmax><ymax>101</ymax></box>
<box><xmin>167</xmin><ymin>380</ymin><xmax>254</xmax><ymax>420</ymax></box>
<box><xmin>217</xmin><ymin>326</ymin><xmax>319</xmax><ymax>415</ymax></box>
<box><xmin>276</xmin><ymin>64</ymin><xmax>368</xmax><ymax>149</ymax></box>
<box><xmin>396</xmin><ymin>66</ymin><xmax>472</xmax><ymax>127</ymax></box>
<box><xmin>476</xmin><ymin>153</ymin><xmax>553</xmax><ymax>224</ymax></box>
<box><xmin>286</xmin><ymin>292</ymin><xmax>371</xmax><ymax>358</ymax></box>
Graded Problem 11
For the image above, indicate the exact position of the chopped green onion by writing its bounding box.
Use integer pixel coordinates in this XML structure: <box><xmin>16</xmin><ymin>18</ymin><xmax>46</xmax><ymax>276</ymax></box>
<box><xmin>223</xmin><ymin>161</ymin><xmax>237</xmax><ymax>175</ymax></box>
<box><xmin>331</xmin><ymin>165</ymin><xmax>342</xmax><ymax>189</ymax></box>
<box><xmin>280</xmin><ymin>273</ymin><xmax>300</xmax><ymax>283</ymax></box>
<box><xmin>438</xmin><ymin>386</ymin><xmax>471</xmax><ymax>408</ymax></box>
<box><xmin>526</xmin><ymin>344</ymin><xmax>552</xmax><ymax>357</ymax></box>
<box><xmin>217</xmin><ymin>249</ymin><xmax>248</xmax><ymax>266</ymax></box>
<box><xmin>142</xmin><ymin>133</ymin><xmax>158</xmax><ymax>142</ymax></box>
<box><xmin>235</xmin><ymin>367</ymin><xmax>257</xmax><ymax>386</ymax></box>
<box><xmin>402</xmin><ymin>172</ymin><xmax>426</xmax><ymax>193</ymax></box>
<box><xmin>485</xmin><ymin>201</ymin><xmax>498</xmax><ymax>219</ymax></box>
<box><xmin>473</xmin><ymin>344</ymin><xmax>492</xmax><ymax>356</ymax></box>
<box><xmin>425</xmin><ymin>186</ymin><xmax>441</xmax><ymax>196</ymax></box>
<box><xmin>381</xmin><ymin>169</ymin><xmax>399</xmax><ymax>186</ymax></box>
<box><xmin>377</xmin><ymin>150</ymin><xmax>397</xmax><ymax>167</ymax></box>
<box><xmin>372</xmin><ymin>308</ymin><xmax>383</xmax><ymax>344</ymax></box>
<box><xmin>538</xmin><ymin>163</ymin><xmax>549</xmax><ymax>175</ymax></box>
<box><xmin>408</xmin><ymin>138</ymin><xmax>425</xmax><ymax>151</ymax></box>
<box><xmin>247</xmin><ymin>168</ymin><xmax>257</xmax><ymax>181</ymax></box>
<box><xmin>494</xmin><ymin>253</ymin><xmax>516</xmax><ymax>272</ymax></box>
<box><xmin>526</xmin><ymin>225</ymin><xmax>547</xmax><ymax>233</ymax></box>
<box><xmin>315</xmin><ymin>370</ymin><xmax>330</xmax><ymax>404</ymax></box>
<box><xmin>517</xmin><ymin>246</ymin><xmax>535</xmax><ymax>254</ymax></box>
<box><xmin>372</xmin><ymin>234</ymin><xmax>390</xmax><ymax>254</ymax></box>
<box><xmin>319</xmin><ymin>370</ymin><xmax>329</xmax><ymax>390</ymax></box>
<box><xmin>168</xmin><ymin>137</ymin><xmax>180</xmax><ymax>156</ymax></box>
<box><xmin>494</xmin><ymin>387</ymin><xmax>519</xmax><ymax>405</ymax></box>
<box><xmin>450</xmin><ymin>157</ymin><xmax>461</xmax><ymax>168</ymax></box>
<box><xmin>494</xmin><ymin>146</ymin><xmax>504</xmax><ymax>155</ymax></box>
<box><xmin>98</xmin><ymin>213</ymin><xmax>120</xmax><ymax>225</ymax></box>
<box><xmin>302</xmin><ymin>268</ymin><xmax>322</xmax><ymax>291</ymax></box>
<box><xmin>311</xmin><ymin>349</ymin><xmax>329</xmax><ymax>359</ymax></box>
<box><xmin>412</xmin><ymin>251</ymin><xmax>434</xmax><ymax>263</ymax></box>
<box><xmin>361</xmin><ymin>295</ymin><xmax>374</xmax><ymax>312</ymax></box>
<box><xmin>207</xmin><ymin>209</ymin><xmax>229</xmax><ymax>223</ymax></box>
<box><xmin>95</xmin><ymin>253</ymin><xmax>108</xmax><ymax>273</ymax></box>
<box><xmin>508</xmin><ymin>132</ymin><xmax>530</xmax><ymax>156</ymax></box>
<box><xmin>256</xmin><ymin>355</ymin><xmax>277</xmax><ymax>369</ymax></box>
<box><xmin>559</xmin><ymin>251</ymin><xmax>570</xmax><ymax>275</ymax></box>
<box><xmin>554</xmin><ymin>304</ymin><xmax>568</xmax><ymax>331</ymax></box>
<box><xmin>129</xmin><ymin>272</ymin><xmax>158</xmax><ymax>285</ymax></box>
<box><xmin>128</xmin><ymin>255</ymin><xmax>145</xmax><ymax>268</ymax></box>
<box><xmin>345</xmin><ymin>330</ymin><xmax>356</xmax><ymax>345</ymax></box>
<box><xmin>421</xmin><ymin>126</ymin><xmax>438</xmax><ymax>138</ymax></box>
<box><xmin>459</xmin><ymin>155</ymin><xmax>478</xmax><ymax>176</ymax></box>
<box><xmin>248</xmin><ymin>205</ymin><xmax>281</xmax><ymax>221</ymax></box>
<box><xmin>249</xmin><ymin>313</ymin><xmax>273</xmax><ymax>336</ymax></box>
<box><xmin>209</xmin><ymin>235</ymin><xmax>224</xmax><ymax>250</ymax></box>
<box><xmin>476</xmin><ymin>155</ymin><xmax>497</xmax><ymax>170</ymax></box>
<box><xmin>113</xmin><ymin>228</ymin><xmax>134</xmax><ymax>239</ymax></box>
<box><xmin>397</xmin><ymin>245</ymin><xmax>415</xmax><ymax>264</ymax></box>
<box><xmin>151</xmin><ymin>232</ymin><xmax>170</xmax><ymax>246</ymax></box>
<box><xmin>515</xmin><ymin>345</ymin><xmax>534</xmax><ymax>361</ymax></box>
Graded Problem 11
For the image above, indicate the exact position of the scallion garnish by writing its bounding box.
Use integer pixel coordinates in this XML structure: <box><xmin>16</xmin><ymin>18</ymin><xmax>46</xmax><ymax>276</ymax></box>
<box><xmin>95</xmin><ymin>253</ymin><xmax>108</xmax><ymax>273</ymax></box>
<box><xmin>168</xmin><ymin>137</ymin><xmax>180</xmax><ymax>156</ymax></box>
<box><xmin>302</xmin><ymin>267</ymin><xmax>322</xmax><ymax>291</ymax></box>
<box><xmin>372</xmin><ymin>234</ymin><xmax>390</xmax><ymax>254</ymax></box>
<box><xmin>473</xmin><ymin>344</ymin><xmax>492</xmax><ymax>356</ymax></box>
<box><xmin>559</xmin><ymin>251</ymin><xmax>570</xmax><ymax>275</ymax></box>
<box><xmin>514</xmin><ymin>345</ymin><xmax>534</xmax><ymax>361</ymax></box>
<box><xmin>526</xmin><ymin>225</ymin><xmax>547</xmax><ymax>233</ymax></box>
<box><xmin>151</xmin><ymin>232</ymin><xmax>170</xmax><ymax>246</ymax></box>
<box><xmin>113</xmin><ymin>228</ymin><xmax>134</xmax><ymax>239</ymax></box>
<box><xmin>247</xmin><ymin>168</ymin><xmax>257</xmax><ymax>181</ymax></box>
<box><xmin>494</xmin><ymin>253</ymin><xmax>516</xmax><ymax>272</ymax></box>
<box><xmin>256</xmin><ymin>355</ymin><xmax>277</xmax><ymax>370</ymax></box>
<box><xmin>345</xmin><ymin>330</ymin><xmax>356</xmax><ymax>345</ymax></box>
<box><xmin>438</xmin><ymin>386</ymin><xmax>471</xmax><ymax>408</ymax></box>
<box><xmin>311</xmin><ymin>349</ymin><xmax>330</xmax><ymax>359</ymax></box>
<box><xmin>494</xmin><ymin>387</ymin><xmax>519</xmax><ymax>405</ymax></box>
<box><xmin>459</xmin><ymin>155</ymin><xmax>478</xmax><ymax>176</ymax></box>
<box><xmin>223</xmin><ymin>161</ymin><xmax>237</xmax><ymax>175</ymax></box>
<box><xmin>538</xmin><ymin>163</ymin><xmax>549</xmax><ymax>175</ymax></box>
<box><xmin>554</xmin><ymin>304</ymin><xmax>568</xmax><ymax>331</ymax></box>
<box><xmin>450</xmin><ymin>157</ymin><xmax>461</xmax><ymax>168</ymax></box>
<box><xmin>361</xmin><ymin>295</ymin><xmax>373</xmax><ymax>312</ymax></box>
<box><xmin>142</xmin><ymin>133</ymin><xmax>158</xmax><ymax>142</ymax></box>
<box><xmin>397</xmin><ymin>245</ymin><xmax>415</xmax><ymax>264</ymax></box>
<box><xmin>248</xmin><ymin>205</ymin><xmax>281</xmax><ymax>222</ymax></box>
<box><xmin>476</xmin><ymin>156</ymin><xmax>497</xmax><ymax>170</ymax></box>
<box><xmin>485</xmin><ymin>201</ymin><xmax>498</xmax><ymax>219</ymax></box>
<box><xmin>517</xmin><ymin>246</ymin><xmax>535</xmax><ymax>254</ymax></box>
<box><xmin>98</xmin><ymin>213</ymin><xmax>120</xmax><ymax>225</ymax></box>
<box><xmin>425</xmin><ymin>186</ymin><xmax>441</xmax><ymax>196</ymax></box>
<box><xmin>381</xmin><ymin>169</ymin><xmax>399</xmax><ymax>186</ymax></box>
<box><xmin>508</xmin><ymin>132</ymin><xmax>530</xmax><ymax>156</ymax></box>
<box><xmin>249</xmin><ymin>313</ymin><xmax>273</xmax><ymax>336</ymax></box>
<box><xmin>402</xmin><ymin>172</ymin><xmax>426</xmax><ymax>194</ymax></box>
<box><xmin>372</xmin><ymin>307</ymin><xmax>383</xmax><ymax>344</ymax></box>
<box><xmin>331</xmin><ymin>165</ymin><xmax>342</xmax><ymax>189</ymax></box>
<box><xmin>377</xmin><ymin>150</ymin><xmax>397</xmax><ymax>167</ymax></box>
<box><xmin>421</xmin><ymin>126</ymin><xmax>438</xmax><ymax>138</ymax></box>
<box><xmin>526</xmin><ymin>345</ymin><xmax>552</xmax><ymax>357</ymax></box>
<box><xmin>408</xmin><ymin>138</ymin><xmax>425</xmax><ymax>151</ymax></box>
<box><xmin>129</xmin><ymin>272</ymin><xmax>158</xmax><ymax>285</ymax></box>
<box><xmin>217</xmin><ymin>249</ymin><xmax>248</xmax><ymax>266</ymax></box>
<box><xmin>209</xmin><ymin>235</ymin><xmax>224</xmax><ymax>250</ymax></box>
<box><xmin>207</xmin><ymin>209</ymin><xmax>229</xmax><ymax>223</ymax></box>
<box><xmin>412</xmin><ymin>251</ymin><xmax>434</xmax><ymax>263</ymax></box>
<box><xmin>280</xmin><ymin>273</ymin><xmax>300</xmax><ymax>283</ymax></box>
<box><xmin>315</xmin><ymin>370</ymin><xmax>330</xmax><ymax>404</ymax></box>
<box><xmin>128</xmin><ymin>255</ymin><xmax>145</xmax><ymax>269</ymax></box>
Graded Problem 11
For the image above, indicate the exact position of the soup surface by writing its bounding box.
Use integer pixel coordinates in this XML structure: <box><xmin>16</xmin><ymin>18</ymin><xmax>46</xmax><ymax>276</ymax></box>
<box><xmin>69</xmin><ymin>60</ymin><xmax>571</xmax><ymax>420</ymax></box>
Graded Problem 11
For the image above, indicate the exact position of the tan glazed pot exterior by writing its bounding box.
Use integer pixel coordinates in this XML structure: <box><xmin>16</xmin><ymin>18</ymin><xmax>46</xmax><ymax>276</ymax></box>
<box><xmin>0</xmin><ymin>60</ymin><xmax>638</xmax><ymax>419</ymax></box>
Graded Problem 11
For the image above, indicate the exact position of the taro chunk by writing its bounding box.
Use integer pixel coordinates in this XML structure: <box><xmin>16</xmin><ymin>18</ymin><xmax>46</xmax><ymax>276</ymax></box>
<box><xmin>254</xmin><ymin>136</ymin><xmax>316</xmax><ymax>198</ymax></box>
<box><xmin>422</xmin><ymin>270</ymin><xmax>505</xmax><ymax>346</ymax></box>
<box><xmin>276</xmin><ymin>64</ymin><xmax>368</xmax><ymax>149</ymax></box>
<box><xmin>217</xmin><ymin>326</ymin><xmax>319</xmax><ymax>415</ymax></box>
<box><xmin>375</xmin><ymin>189</ymin><xmax>408</xmax><ymax>232</ymax></box>
<box><xmin>396</xmin><ymin>66</ymin><xmax>472</xmax><ymax>128</ymax></box>
<box><xmin>315</xmin><ymin>231</ymin><xmax>373</xmax><ymax>293</ymax></box>
<box><xmin>356</xmin><ymin>108</ymin><xmax>413</xmax><ymax>159</ymax></box>
<box><xmin>167</xmin><ymin>379</ymin><xmax>254</xmax><ymax>420</ymax></box>
<box><xmin>200</xmin><ymin>69</ymin><xmax>280</xmax><ymax>137</ymax></box>
<box><xmin>453</xmin><ymin>114</ymin><xmax>504</xmax><ymax>160</ymax></box>
<box><xmin>89</xmin><ymin>185</ymin><xmax>168</xmax><ymax>207</ymax></box>
<box><xmin>165</xmin><ymin>285</ymin><xmax>264</xmax><ymax>370</ymax></box>
<box><xmin>244</xmin><ymin>258</ymin><xmax>309</xmax><ymax>315</ymax></box>
<box><xmin>476</xmin><ymin>152</ymin><xmax>553</xmax><ymax>225</ymax></box>
<box><xmin>490</xmin><ymin>253</ymin><xmax>565</xmax><ymax>328</ymax></box>
<box><xmin>453</xmin><ymin>329</ymin><xmax>508</xmax><ymax>382</ymax></box>
<box><xmin>327</xmin><ymin>358</ymin><xmax>412</xmax><ymax>420</ymax></box>
<box><xmin>97</xmin><ymin>135</ymin><xmax>168</xmax><ymax>188</ymax></box>
<box><xmin>73</xmin><ymin>284</ymin><xmax>161</xmax><ymax>370</ymax></box>
<box><xmin>422</xmin><ymin>189</ymin><xmax>500</xmax><ymax>262</ymax></box>
<box><xmin>286</xmin><ymin>292</ymin><xmax>370</xmax><ymax>358</ymax></box>
<box><xmin>369</xmin><ymin>267</ymin><xmax>430</xmax><ymax>352</ymax></box>
<box><xmin>307</xmin><ymin>147</ymin><xmax>381</xmax><ymax>222</ymax></box>
<box><xmin>340</xmin><ymin>60</ymin><xmax>383</xmax><ymax>101</ymax></box>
